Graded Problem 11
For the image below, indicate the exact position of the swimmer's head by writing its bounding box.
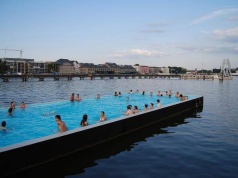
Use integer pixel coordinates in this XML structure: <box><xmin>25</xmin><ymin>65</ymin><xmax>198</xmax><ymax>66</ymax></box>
<box><xmin>55</xmin><ymin>115</ymin><xmax>61</xmax><ymax>120</ymax></box>
<box><xmin>1</xmin><ymin>121</ymin><xmax>6</xmax><ymax>127</ymax></box>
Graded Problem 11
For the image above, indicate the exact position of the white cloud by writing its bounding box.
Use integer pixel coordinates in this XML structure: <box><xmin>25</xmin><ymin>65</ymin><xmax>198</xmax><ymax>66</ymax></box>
<box><xmin>174</xmin><ymin>44</ymin><xmax>238</xmax><ymax>54</ymax></box>
<box><xmin>190</xmin><ymin>8</ymin><xmax>238</xmax><ymax>25</ymax></box>
<box><xmin>212</xmin><ymin>27</ymin><xmax>238</xmax><ymax>43</ymax></box>
<box><xmin>110</xmin><ymin>49</ymin><xmax>167</xmax><ymax>58</ymax></box>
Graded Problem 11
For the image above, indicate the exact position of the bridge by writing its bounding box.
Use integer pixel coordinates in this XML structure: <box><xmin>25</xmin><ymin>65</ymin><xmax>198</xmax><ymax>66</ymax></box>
<box><xmin>0</xmin><ymin>74</ymin><xmax>182</xmax><ymax>82</ymax></box>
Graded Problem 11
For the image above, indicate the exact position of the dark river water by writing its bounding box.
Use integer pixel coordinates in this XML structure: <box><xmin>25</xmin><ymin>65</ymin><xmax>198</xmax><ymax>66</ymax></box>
<box><xmin>1</xmin><ymin>77</ymin><xmax>238</xmax><ymax>178</ymax></box>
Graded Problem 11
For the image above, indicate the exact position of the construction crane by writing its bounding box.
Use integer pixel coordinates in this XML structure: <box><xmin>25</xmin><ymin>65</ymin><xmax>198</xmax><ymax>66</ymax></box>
<box><xmin>0</xmin><ymin>48</ymin><xmax>25</xmax><ymax>73</ymax></box>
<box><xmin>0</xmin><ymin>48</ymin><xmax>22</xmax><ymax>58</ymax></box>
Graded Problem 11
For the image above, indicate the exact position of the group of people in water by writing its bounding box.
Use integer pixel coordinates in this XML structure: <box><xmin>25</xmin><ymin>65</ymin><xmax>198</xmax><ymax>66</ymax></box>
<box><xmin>54</xmin><ymin>89</ymin><xmax>186</xmax><ymax>133</ymax></box>
<box><xmin>70</xmin><ymin>93</ymin><xmax>81</xmax><ymax>101</ymax></box>
<box><xmin>1</xmin><ymin>89</ymin><xmax>187</xmax><ymax>133</ymax></box>
<box><xmin>124</xmin><ymin>99</ymin><xmax>162</xmax><ymax>116</ymax></box>
<box><xmin>1</xmin><ymin>101</ymin><xmax>27</xmax><ymax>131</ymax></box>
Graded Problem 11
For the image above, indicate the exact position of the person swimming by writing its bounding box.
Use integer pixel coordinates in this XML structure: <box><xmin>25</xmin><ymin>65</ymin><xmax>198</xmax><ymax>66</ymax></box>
<box><xmin>157</xmin><ymin>99</ymin><xmax>162</xmax><ymax>108</ymax></box>
<box><xmin>100</xmin><ymin>111</ymin><xmax>107</xmax><ymax>121</ymax></box>
<box><xmin>133</xmin><ymin>106</ymin><xmax>139</xmax><ymax>114</ymax></box>
<box><xmin>0</xmin><ymin>121</ymin><xmax>6</xmax><ymax>130</ymax></box>
<box><xmin>9</xmin><ymin>101</ymin><xmax>15</xmax><ymax>109</ymax></box>
<box><xmin>55</xmin><ymin>115</ymin><xmax>67</xmax><ymax>133</ymax></box>
<box><xmin>8</xmin><ymin>108</ymin><xmax>13</xmax><ymax>115</ymax></box>
<box><xmin>43</xmin><ymin>111</ymin><xmax>56</xmax><ymax>116</ymax></box>
<box><xmin>20</xmin><ymin>101</ymin><xmax>26</xmax><ymax>109</ymax></box>
<box><xmin>75</xmin><ymin>94</ymin><xmax>81</xmax><ymax>101</ymax></box>
<box><xmin>144</xmin><ymin>104</ymin><xmax>149</xmax><ymax>111</ymax></box>
<box><xmin>80</xmin><ymin>114</ymin><xmax>88</xmax><ymax>126</ymax></box>
<box><xmin>70</xmin><ymin>93</ymin><xmax>75</xmax><ymax>101</ymax></box>
<box><xmin>125</xmin><ymin>105</ymin><xmax>133</xmax><ymax>115</ymax></box>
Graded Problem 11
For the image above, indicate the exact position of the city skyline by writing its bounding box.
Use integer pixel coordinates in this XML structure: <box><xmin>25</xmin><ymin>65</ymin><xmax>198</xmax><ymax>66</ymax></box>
<box><xmin>0</xmin><ymin>0</ymin><xmax>238</xmax><ymax>70</ymax></box>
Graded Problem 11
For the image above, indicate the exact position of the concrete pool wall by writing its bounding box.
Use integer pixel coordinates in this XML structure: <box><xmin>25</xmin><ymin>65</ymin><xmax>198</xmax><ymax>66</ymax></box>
<box><xmin>0</xmin><ymin>96</ymin><xmax>203</xmax><ymax>177</ymax></box>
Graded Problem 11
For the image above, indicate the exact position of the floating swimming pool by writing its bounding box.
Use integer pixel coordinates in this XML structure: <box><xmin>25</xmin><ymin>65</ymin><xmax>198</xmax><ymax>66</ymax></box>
<box><xmin>0</xmin><ymin>93</ymin><xmax>203</xmax><ymax>177</ymax></box>
<box><xmin>0</xmin><ymin>92</ymin><xmax>196</xmax><ymax>148</ymax></box>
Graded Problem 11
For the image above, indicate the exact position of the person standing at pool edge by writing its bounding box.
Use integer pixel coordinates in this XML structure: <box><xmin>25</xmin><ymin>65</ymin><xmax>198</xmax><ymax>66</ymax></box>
<box><xmin>55</xmin><ymin>115</ymin><xmax>67</xmax><ymax>133</ymax></box>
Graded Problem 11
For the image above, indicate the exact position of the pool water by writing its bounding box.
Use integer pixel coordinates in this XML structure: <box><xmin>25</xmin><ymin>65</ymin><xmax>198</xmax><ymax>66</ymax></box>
<box><xmin>0</xmin><ymin>92</ymin><xmax>194</xmax><ymax>148</ymax></box>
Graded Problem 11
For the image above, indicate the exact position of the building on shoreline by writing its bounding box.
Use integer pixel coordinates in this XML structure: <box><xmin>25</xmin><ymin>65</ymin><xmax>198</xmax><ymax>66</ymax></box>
<box><xmin>1</xmin><ymin>58</ymin><xmax>171</xmax><ymax>75</ymax></box>
<box><xmin>1</xmin><ymin>58</ymin><xmax>46</xmax><ymax>74</ymax></box>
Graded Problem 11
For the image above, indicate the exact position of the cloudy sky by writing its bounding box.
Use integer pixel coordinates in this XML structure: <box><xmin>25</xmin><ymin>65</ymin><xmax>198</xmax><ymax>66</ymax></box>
<box><xmin>0</xmin><ymin>0</ymin><xmax>238</xmax><ymax>70</ymax></box>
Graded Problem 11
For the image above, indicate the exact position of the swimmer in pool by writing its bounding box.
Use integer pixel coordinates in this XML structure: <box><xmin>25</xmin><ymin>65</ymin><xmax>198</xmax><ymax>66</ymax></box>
<box><xmin>70</xmin><ymin>93</ymin><xmax>74</xmax><ymax>101</ymax></box>
<box><xmin>144</xmin><ymin>104</ymin><xmax>149</xmax><ymax>111</ymax></box>
<box><xmin>150</xmin><ymin>103</ymin><xmax>154</xmax><ymax>109</ymax></box>
<box><xmin>75</xmin><ymin>94</ymin><xmax>81</xmax><ymax>101</ymax></box>
<box><xmin>8</xmin><ymin>108</ymin><xmax>13</xmax><ymax>115</ymax></box>
<box><xmin>55</xmin><ymin>115</ymin><xmax>67</xmax><ymax>133</ymax></box>
<box><xmin>80</xmin><ymin>114</ymin><xmax>88</xmax><ymax>127</ymax></box>
<box><xmin>20</xmin><ymin>101</ymin><xmax>26</xmax><ymax>109</ymax></box>
<box><xmin>125</xmin><ymin>105</ymin><xmax>133</xmax><ymax>115</ymax></box>
<box><xmin>133</xmin><ymin>106</ymin><xmax>139</xmax><ymax>114</ymax></box>
<box><xmin>100</xmin><ymin>111</ymin><xmax>107</xmax><ymax>121</ymax></box>
<box><xmin>43</xmin><ymin>111</ymin><xmax>56</xmax><ymax>116</ymax></box>
<box><xmin>9</xmin><ymin>101</ymin><xmax>15</xmax><ymax>109</ymax></box>
<box><xmin>0</xmin><ymin>121</ymin><xmax>6</xmax><ymax>131</ymax></box>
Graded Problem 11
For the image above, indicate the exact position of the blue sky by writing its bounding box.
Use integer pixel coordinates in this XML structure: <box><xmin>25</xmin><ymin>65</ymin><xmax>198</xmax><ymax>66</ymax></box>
<box><xmin>0</xmin><ymin>0</ymin><xmax>238</xmax><ymax>70</ymax></box>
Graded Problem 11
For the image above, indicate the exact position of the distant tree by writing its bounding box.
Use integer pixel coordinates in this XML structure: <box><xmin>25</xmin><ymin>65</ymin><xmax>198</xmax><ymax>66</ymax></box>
<box><xmin>212</xmin><ymin>68</ymin><xmax>221</xmax><ymax>73</ymax></box>
<box><xmin>0</xmin><ymin>59</ymin><xmax>8</xmax><ymax>74</ymax></box>
<box><xmin>47</xmin><ymin>63</ymin><xmax>59</xmax><ymax>73</ymax></box>
<box><xmin>168</xmin><ymin>66</ymin><xmax>187</xmax><ymax>74</ymax></box>
<box><xmin>134</xmin><ymin>64</ymin><xmax>139</xmax><ymax>66</ymax></box>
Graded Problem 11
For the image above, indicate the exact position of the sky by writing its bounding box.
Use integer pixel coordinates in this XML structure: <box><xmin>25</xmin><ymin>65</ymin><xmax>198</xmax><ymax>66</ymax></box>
<box><xmin>0</xmin><ymin>0</ymin><xmax>238</xmax><ymax>70</ymax></box>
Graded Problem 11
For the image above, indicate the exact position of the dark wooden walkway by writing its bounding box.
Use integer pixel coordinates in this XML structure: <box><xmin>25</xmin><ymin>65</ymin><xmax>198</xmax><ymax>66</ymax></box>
<box><xmin>1</xmin><ymin>74</ymin><xmax>181</xmax><ymax>82</ymax></box>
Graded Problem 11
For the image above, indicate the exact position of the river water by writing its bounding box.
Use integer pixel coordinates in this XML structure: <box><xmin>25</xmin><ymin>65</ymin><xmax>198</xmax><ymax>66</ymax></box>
<box><xmin>1</xmin><ymin>77</ymin><xmax>238</xmax><ymax>178</ymax></box>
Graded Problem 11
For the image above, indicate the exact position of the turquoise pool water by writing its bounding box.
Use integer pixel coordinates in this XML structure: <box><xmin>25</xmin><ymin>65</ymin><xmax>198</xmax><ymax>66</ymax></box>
<box><xmin>0</xmin><ymin>92</ymin><xmax>193</xmax><ymax>148</ymax></box>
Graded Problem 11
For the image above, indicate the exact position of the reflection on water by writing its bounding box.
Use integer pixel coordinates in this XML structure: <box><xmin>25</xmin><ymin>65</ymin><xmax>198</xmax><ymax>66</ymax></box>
<box><xmin>6</xmin><ymin>110</ymin><xmax>200</xmax><ymax>178</ymax></box>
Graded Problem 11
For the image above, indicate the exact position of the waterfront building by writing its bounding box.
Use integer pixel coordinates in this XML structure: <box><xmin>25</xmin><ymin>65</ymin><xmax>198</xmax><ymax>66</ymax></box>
<box><xmin>2</xmin><ymin>58</ymin><xmax>34</xmax><ymax>74</ymax></box>
<box><xmin>79</xmin><ymin>63</ymin><xmax>112</xmax><ymax>74</ymax></box>
<box><xmin>160</xmin><ymin>67</ymin><xmax>170</xmax><ymax>74</ymax></box>
<box><xmin>30</xmin><ymin>61</ymin><xmax>46</xmax><ymax>74</ymax></box>
<box><xmin>133</xmin><ymin>65</ymin><xmax>140</xmax><ymax>73</ymax></box>
<box><xmin>105</xmin><ymin>62</ymin><xmax>121</xmax><ymax>74</ymax></box>
<box><xmin>55</xmin><ymin>59</ymin><xmax>75</xmax><ymax>74</ymax></box>
<box><xmin>149</xmin><ymin>66</ymin><xmax>160</xmax><ymax>74</ymax></box>
<box><xmin>139</xmin><ymin>65</ymin><xmax>150</xmax><ymax>74</ymax></box>
<box><xmin>73</xmin><ymin>61</ymin><xmax>81</xmax><ymax>73</ymax></box>
<box><xmin>119</xmin><ymin>65</ymin><xmax>137</xmax><ymax>74</ymax></box>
